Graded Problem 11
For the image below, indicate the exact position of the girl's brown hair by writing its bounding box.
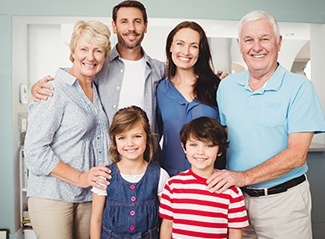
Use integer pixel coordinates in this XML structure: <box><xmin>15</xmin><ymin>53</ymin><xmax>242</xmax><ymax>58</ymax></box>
<box><xmin>109</xmin><ymin>106</ymin><xmax>156</xmax><ymax>163</ymax></box>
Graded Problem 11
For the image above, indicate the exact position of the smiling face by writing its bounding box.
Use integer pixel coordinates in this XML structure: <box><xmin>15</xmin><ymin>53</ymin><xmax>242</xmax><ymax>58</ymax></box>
<box><xmin>112</xmin><ymin>7</ymin><xmax>147</xmax><ymax>50</ymax></box>
<box><xmin>238</xmin><ymin>18</ymin><xmax>282</xmax><ymax>76</ymax></box>
<box><xmin>170</xmin><ymin>27</ymin><xmax>200</xmax><ymax>71</ymax></box>
<box><xmin>71</xmin><ymin>35</ymin><xmax>106</xmax><ymax>80</ymax></box>
<box><xmin>183</xmin><ymin>136</ymin><xmax>221</xmax><ymax>177</ymax></box>
<box><xmin>115</xmin><ymin>122</ymin><xmax>147</xmax><ymax>162</ymax></box>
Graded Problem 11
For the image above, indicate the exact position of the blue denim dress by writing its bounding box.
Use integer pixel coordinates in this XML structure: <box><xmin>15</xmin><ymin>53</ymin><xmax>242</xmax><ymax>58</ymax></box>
<box><xmin>101</xmin><ymin>163</ymin><xmax>160</xmax><ymax>239</ymax></box>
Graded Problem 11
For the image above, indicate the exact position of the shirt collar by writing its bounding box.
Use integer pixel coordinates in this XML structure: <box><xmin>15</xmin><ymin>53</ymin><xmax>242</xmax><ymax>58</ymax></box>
<box><xmin>56</xmin><ymin>68</ymin><xmax>78</xmax><ymax>86</ymax></box>
<box><xmin>109</xmin><ymin>44</ymin><xmax>152</xmax><ymax>67</ymax></box>
<box><xmin>236</xmin><ymin>64</ymin><xmax>286</xmax><ymax>93</ymax></box>
<box><xmin>161</xmin><ymin>79</ymin><xmax>200</xmax><ymax>106</ymax></box>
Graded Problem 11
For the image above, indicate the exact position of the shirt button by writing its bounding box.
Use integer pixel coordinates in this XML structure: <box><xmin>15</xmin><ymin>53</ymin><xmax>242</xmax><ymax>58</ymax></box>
<box><xmin>120</xmin><ymin>69</ymin><xmax>123</xmax><ymax>73</ymax></box>
<box><xmin>131</xmin><ymin>196</ymin><xmax>136</xmax><ymax>202</ymax></box>
<box><xmin>129</xmin><ymin>184</ymin><xmax>136</xmax><ymax>190</ymax></box>
<box><xmin>113</xmin><ymin>105</ymin><xmax>117</xmax><ymax>108</ymax></box>
<box><xmin>130</xmin><ymin>210</ymin><xmax>135</xmax><ymax>216</ymax></box>
<box><xmin>129</xmin><ymin>225</ymin><xmax>135</xmax><ymax>231</ymax></box>
<box><xmin>117</xmin><ymin>86</ymin><xmax>120</xmax><ymax>90</ymax></box>
<box><xmin>97</xmin><ymin>136</ymin><xmax>100</xmax><ymax>140</ymax></box>
<box><xmin>99</xmin><ymin>151</ymin><xmax>102</xmax><ymax>154</ymax></box>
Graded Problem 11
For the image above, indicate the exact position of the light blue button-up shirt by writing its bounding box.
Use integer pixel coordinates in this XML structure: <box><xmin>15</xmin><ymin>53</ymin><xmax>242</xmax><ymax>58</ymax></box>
<box><xmin>24</xmin><ymin>68</ymin><xmax>109</xmax><ymax>202</ymax></box>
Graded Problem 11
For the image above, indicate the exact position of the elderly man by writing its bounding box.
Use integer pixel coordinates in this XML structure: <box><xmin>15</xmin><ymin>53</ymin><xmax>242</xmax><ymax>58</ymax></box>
<box><xmin>208</xmin><ymin>10</ymin><xmax>325</xmax><ymax>239</ymax></box>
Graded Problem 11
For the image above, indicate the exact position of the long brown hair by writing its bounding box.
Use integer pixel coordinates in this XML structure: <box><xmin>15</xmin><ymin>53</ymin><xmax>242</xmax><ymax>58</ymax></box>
<box><xmin>165</xmin><ymin>21</ymin><xmax>220</xmax><ymax>107</ymax></box>
<box><xmin>109</xmin><ymin>106</ymin><xmax>156</xmax><ymax>163</ymax></box>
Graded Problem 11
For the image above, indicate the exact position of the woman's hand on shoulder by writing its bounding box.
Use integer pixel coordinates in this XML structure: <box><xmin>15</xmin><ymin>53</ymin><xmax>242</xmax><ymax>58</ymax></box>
<box><xmin>79</xmin><ymin>165</ymin><xmax>112</xmax><ymax>190</ymax></box>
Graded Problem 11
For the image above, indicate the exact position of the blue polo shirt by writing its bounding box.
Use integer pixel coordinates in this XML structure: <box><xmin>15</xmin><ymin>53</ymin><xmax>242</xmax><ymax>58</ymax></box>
<box><xmin>217</xmin><ymin>65</ymin><xmax>325</xmax><ymax>188</ymax></box>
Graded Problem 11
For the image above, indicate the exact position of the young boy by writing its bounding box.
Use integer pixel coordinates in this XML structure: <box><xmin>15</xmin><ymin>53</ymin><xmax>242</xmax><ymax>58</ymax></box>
<box><xmin>159</xmin><ymin>116</ymin><xmax>248</xmax><ymax>239</ymax></box>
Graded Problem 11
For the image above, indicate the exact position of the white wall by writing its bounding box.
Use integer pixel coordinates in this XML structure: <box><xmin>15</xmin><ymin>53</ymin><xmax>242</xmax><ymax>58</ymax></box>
<box><xmin>28</xmin><ymin>25</ymin><xmax>62</xmax><ymax>88</ymax></box>
<box><xmin>310</xmin><ymin>24</ymin><xmax>325</xmax><ymax>145</ymax></box>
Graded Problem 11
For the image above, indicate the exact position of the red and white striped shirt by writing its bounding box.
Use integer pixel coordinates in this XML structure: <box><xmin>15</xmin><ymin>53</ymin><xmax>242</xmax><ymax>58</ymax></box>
<box><xmin>159</xmin><ymin>169</ymin><xmax>248</xmax><ymax>239</ymax></box>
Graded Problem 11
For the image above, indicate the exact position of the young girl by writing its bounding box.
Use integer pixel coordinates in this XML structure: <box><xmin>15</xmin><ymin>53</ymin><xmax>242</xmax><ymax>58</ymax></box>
<box><xmin>90</xmin><ymin>106</ymin><xmax>170</xmax><ymax>239</ymax></box>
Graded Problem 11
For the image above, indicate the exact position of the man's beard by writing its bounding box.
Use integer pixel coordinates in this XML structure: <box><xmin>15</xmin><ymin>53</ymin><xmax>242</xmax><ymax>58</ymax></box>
<box><xmin>117</xmin><ymin>31</ymin><xmax>145</xmax><ymax>49</ymax></box>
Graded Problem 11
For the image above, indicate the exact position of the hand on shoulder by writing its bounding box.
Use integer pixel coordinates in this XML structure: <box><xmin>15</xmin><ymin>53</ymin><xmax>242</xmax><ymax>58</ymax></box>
<box><xmin>31</xmin><ymin>75</ymin><xmax>54</xmax><ymax>101</ymax></box>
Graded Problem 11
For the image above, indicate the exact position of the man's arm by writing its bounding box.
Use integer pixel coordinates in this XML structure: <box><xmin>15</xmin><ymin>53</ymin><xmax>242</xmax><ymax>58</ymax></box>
<box><xmin>31</xmin><ymin>75</ymin><xmax>54</xmax><ymax>101</ymax></box>
<box><xmin>207</xmin><ymin>132</ymin><xmax>314</xmax><ymax>193</ymax></box>
<box><xmin>216</xmin><ymin>70</ymin><xmax>229</xmax><ymax>80</ymax></box>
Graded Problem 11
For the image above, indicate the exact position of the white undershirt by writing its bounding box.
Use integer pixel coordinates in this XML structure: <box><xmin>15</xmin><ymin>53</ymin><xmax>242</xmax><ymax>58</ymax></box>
<box><xmin>118</xmin><ymin>57</ymin><xmax>146</xmax><ymax>109</ymax></box>
<box><xmin>91</xmin><ymin>168</ymin><xmax>170</xmax><ymax>196</ymax></box>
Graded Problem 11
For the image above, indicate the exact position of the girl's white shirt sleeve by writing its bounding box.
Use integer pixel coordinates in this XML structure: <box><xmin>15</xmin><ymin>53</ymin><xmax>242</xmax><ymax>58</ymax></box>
<box><xmin>158</xmin><ymin>168</ymin><xmax>170</xmax><ymax>196</ymax></box>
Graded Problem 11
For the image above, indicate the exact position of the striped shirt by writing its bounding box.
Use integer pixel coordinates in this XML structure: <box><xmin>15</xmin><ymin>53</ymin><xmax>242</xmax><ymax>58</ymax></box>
<box><xmin>159</xmin><ymin>169</ymin><xmax>248</xmax><ymax>239</ymax></box>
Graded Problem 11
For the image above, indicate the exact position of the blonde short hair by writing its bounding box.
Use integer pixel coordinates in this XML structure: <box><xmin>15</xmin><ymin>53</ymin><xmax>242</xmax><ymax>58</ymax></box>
<box><xmin>69</xmin><ymin>20</ymin><xmax>111</xmax><ymax>62</ymax></box>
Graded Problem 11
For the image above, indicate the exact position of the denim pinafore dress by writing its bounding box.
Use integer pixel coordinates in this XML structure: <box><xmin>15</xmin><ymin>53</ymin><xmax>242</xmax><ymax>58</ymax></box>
<box><xmin>101</xmin><ymin>163</ymin><xmax>160</xmax><ymax>239</ymax></box>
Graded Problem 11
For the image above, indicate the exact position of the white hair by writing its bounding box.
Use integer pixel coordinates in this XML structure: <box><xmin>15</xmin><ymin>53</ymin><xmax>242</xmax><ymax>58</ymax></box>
<box><xmin>238</xmin><ymin>10</ymin><xmax>281</xmax><ymax>43</ymax></box>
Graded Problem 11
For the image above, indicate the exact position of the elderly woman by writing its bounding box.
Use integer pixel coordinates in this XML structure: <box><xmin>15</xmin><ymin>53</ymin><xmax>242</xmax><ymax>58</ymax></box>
<box><xmin>24</xmin><ymin>20</ymin><xmax>111</xmax><ymax>239</ymax></box>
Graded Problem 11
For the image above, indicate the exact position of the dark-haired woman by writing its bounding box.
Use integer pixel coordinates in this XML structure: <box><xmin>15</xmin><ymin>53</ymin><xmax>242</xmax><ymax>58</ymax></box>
<box><xmin>157</xmin><ymin>21</ymin><xmax>226</xmax><ymax>177</ymax></box>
